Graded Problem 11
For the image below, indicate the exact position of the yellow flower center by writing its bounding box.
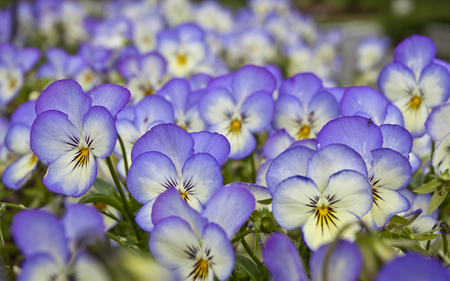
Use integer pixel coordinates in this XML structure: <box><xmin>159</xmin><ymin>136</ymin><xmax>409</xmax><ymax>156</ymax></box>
<box><xmin>85</xmin><ymin>72</ymin><xmax>93</xmax><ymax>83</ymax></box>
<box><xmin>228</xmin><ymin>119</ymin><xmax>242</xmax><ymax>133</ymax></box>
<box><xmin>297</xmin><ymin>125</ymin><xmax>311</xmax><ymax>140</ymax></box>
<box><xmin>73</xmin><ymin>147</ymin><xmax>90</xmax><ymax>169</ymax></box>
<box><xmin>94</xmin><ymin>202</ymin><xmax>107</xmax><ymax>211</ymax></box>
<box><xmin>315</xmin><ymin>204</ymin><xmax>338</xmax><ymax>234</ymax></box>
<box><xmin>408</xmin><ymin>96</ymin><xmax>422</xmax><ymax>111</ymax></box>
<box><xmin>179</xmin><ymin>189</ymin><xmax>189</xmax><ymax>201</ymax></box>
<box><xmin>144</xmin><ymin>87</ymin><xmax>154</xmax><ymax>96</ymax></box>
<box><xmin>177</xmin><ymin>54</ymin><xmax>187</xmax><ymax>66</ymax></box>
<box><xmin>9</xmin><ymin>78</ymin><xmax>17</xmax><ymax>89</ymax></box>
<box><xmin>189</xmin><ymin>258</ymin><xmax>209</xmax><ymax>280</ymax></box>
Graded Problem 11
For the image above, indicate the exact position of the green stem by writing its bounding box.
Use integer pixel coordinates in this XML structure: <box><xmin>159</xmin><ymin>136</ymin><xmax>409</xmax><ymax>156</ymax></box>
<box><xmin>106</xmin><ymin>232</ymin><xmax>140</xmax><ymax>254</ymax></box>
<box><xmin>430</xmin><ymin>141</ymin><xmax>436</xmax><ymax>175</ymax></box>
<box><xmin>117</xmin><ymin>135</ymin><xmax>129</xmax><ymax>178</ymax></box>
<box><xmin>254</xmin><ymin>230</ymin><xmax>259</xmax><ymax>256</ymax></box>
<box><xmin>106</xmin><ymin>157</ymin><xmax>142</xmax><ymax>247</ymax></box>
<box><xmin>241</xmin><ymin>238</ymin><xmax>266</xmax><ymax>272</ymax></box>
<box><xmin>0</xmin><ymin>218</ymin><xmax>4</xmax><ymax>247</ymax></box>
<box><xmin>0</xmin><ymin>202</ymin><xmax>27</xmax><ymax>210</ymax></box>
<box><xmin>250</xmin><ymin>152</ymin><xmax>256</xmax><ymax>183</ymax></box>
<box><xmin>231</xmin><ymin>228</ymin><xmax>255</xmax><ymax>244</ymax></box>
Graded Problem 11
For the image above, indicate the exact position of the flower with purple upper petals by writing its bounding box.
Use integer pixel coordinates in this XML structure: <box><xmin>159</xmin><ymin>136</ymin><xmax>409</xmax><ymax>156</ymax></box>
<box><xmin>157</xmin><ymin>78</ymin><xmax>206</xmax><ymax>132</ymax></box>
<box><xmin>317</xmin><ymin>116</ymin><xmax>412</xmax><ymax>229</ymax></box>
<box><xmin>378</xmin><ymin>35</ymin><xmax>450</xmax><ymax>138</ymax></box>
<box><xmin>11</xmin><ymin>205</ymin><xmax>110</xmax><ymax>281</ymax></box>
<box><xmin>340</xmin><ymin>86</ymin><xmax>404</xmax><ymax>126</ymax></box>
<box><xmin>356</xmin><ymin>36</ymin><xmax>390</xmax><ymax>73</ymax></box>
<box><xmin>118</xmin><ymin>52</ymin><xmax>167</xmax><ymax>104</ymax></box>
<box><xmin>127</xmin><ymin>123</ymin><xmax>230</xmax><ymax>231</ymax></box>
<box><xmin>114</xmin><ymin>95</ymin><xmax>175</xmax><ymax>177</ymax></box>
<box><xmin>425</xmin><ymin>102</ymin><xmax>450</xmax><ymax>174</ymax></box>
<box><xmin>90</xmin><ymin>17</ymin><xmax>133</xmax><ymax>50</ymax></box>
<box><xmin>267</xmin><ymin>143</ymin><xmax>373</xmax><ymax>250</ymax></box>
<box><xmin>2</xmin><ymin>101</ymin><xmax>39</xmax><ymax>190</ymax></box>
<box><xmin>0</xmin><ymin>117</ymin><xmax>9</xmax><ymax>163</ymax></box>
<box><xmin>157</xmin><ymin>23</ymin><xmax>207</xmax><ymax>77</ymax></box>
<box><xmin>272</xmin><ymin>73</ymin><xmax>340</xmax><ymax>140</ymax></box>
<box><xmin>0</xmin><ymin>43</ymin><xmax>40</xmax><ymax>107</ymax></box>
<box><xmin>30</xmin><ymin>79</ymin><xmax>130</xmax><ymax>197</ymax></box>
<box><xmin>131</xmin><ymin>14</ymin><xmax>164</xmax><ymax>53</ymax></box>
<box><xmin>149</xmin><ymin>185</ymin><xmax>254</xmax><ymax>280</ymax></box>
<box><xmin>376</xmin><ymin>253</ymin><xmax>449</xmax><ymax>281</ymax></box>
<box><xmin>199</xmin><ymin>65</ymin><xmax>276</xmax><ymax>159</ymax></box>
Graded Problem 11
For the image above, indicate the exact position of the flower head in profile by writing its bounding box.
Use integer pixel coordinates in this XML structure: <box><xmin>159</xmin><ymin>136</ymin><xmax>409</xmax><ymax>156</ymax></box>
<box><xmin>425</xmin><ymin>102</ymin><xmax>450</xmax><ymax>174</ymax></box>
<box><xmin>199</xmin><ymin>65</ymin><xmax>276</xmax><ymax>159</ymax></box>
<box><xmin>378</xmin><ymin>35</ymin><xmax>450</xmax><ymax>137</ymax></box>
<box><xmin>127</xmin><ymin>123</ymin><xmax>230</xmax><ymax>231</ymax></box>
<box><xmin>30</xmin><ymin>79</ymin><xmax>130</xmax><ymax>197</ymax></box>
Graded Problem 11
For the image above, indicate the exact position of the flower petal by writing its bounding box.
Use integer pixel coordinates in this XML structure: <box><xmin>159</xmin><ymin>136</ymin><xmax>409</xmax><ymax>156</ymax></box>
<box><xmin>231</xmin><ymin>65</ymin><xmax>276</xmax><ymax>105</ymax></box>
<box><xmin>378</xmin><ymin>62</ymin><xmax>416</xmax><ymax>102</ymax></box>
<box><xmin>149</xmin><ymin>216</ymin><xmax>200</xmax><ymax>269</ymax></box>
<box><xmin>12</xmin><ymin>210</ymin><xmax>68</xmax><ymax>265</ymax></box>
<box><xmin>82</xmin><ymin>106</ymin><xmax>117</xmax><ymax>159</ymax></box>
<box><xmin>418</xmin><ymin>63</ymin><xmax>450</xmax><ymax>108</ymax></box>
<box><xmin>317</xmin><ymin>116</ymin><xmax>383</xmax><ymax>166</ymax></box>
<box><xmin>426</xmin><ymin>102</ymin><xmax>450</xmax><ymax>142</ymax></box>
<box><xmin>140</xmin><ymin>52</ymin><xmax>167</xmax><ymax>82</ymax></box>
<box><xmin>133</xmin><ymin>95</ymin><xmax>175</xmax><ymax>133</ymax></box>
<box><xmin>307</xmin><ymin>144</ymin><xmax>368</xmax><ymax>193</ymax></box>
<box><xmin>2</xmin><ymin>153</ymin><xmax>38</xmax><ymax>190</ymax></box>
<box><xmin>379</xmin><ymin>124</ymin><xmax>413</xmax><ymax>157</ymax></box>
<box><xmin>87</xmin><ymin>84</ymin><xmax>131</xmax><ymax>120</ymax></box>
<box><xmin>309</xmin><ymin>240</ymin><xmax>363</xmax><ymax>281</ymax></box>
<box><xmin>272</xmin><ymin>95</ymin><xmax>305</xmax><ymax>138</ymax></box>
<box><xmin>272</xmin><ymin>176</ymin><xmax>321</xmax><ymax>230</ymax></box>
<box><xmin>30</xmin><ymin>110</ymin><xmax>81</xmax><ymax>164</ymax></box>
<box><xmin>199</xmin><ymin>87</ymin><xmax>236</xmax><ymax>125</ymax></box>
<box><xmin>263</xmin><ymin>129</ymin><xmax>295</xmax><ymax>160</ymax></box>
<box><xmin>135</xmin><ymin>198</ymin><xmax>156</xmax><ymax>232</ymax></box>
<box><xmin>127</xmin><ymin>151</ymin><xmax>178</xmax><ymax>204</ymax></box>
<box><xmin>240</xmin><ymin>91</ymin><xmax>274</xmax><ymax>132</ymax></box>
<box><xmin>5</xmin><ymin>123</ymin><xmax>31</xmax><ymax>155</ymax></box>
<box><xmin>19</xmin><ymin>254</ymin><xmax>60</xmax><ymax>281</ymax></box>
<box><xmin>279</xmin><ymin>73</ymin><xmax>323</xmax><ymax>108</ymax></box>
<box><xmin>394</xmin><ymin>35</ymin><xmax>436</xmax><ymax>79</ymax></box>
<box><xmin>369</xmin><ymin>148</ymin><xmax>412</xmax><ymax>191</ymax></box>
<box><xmin>384</xmin><ymin>104</ymin><xmax>404</xmax><ymax>126</ymax></box>
<box><xmin>266</xmin><ymin>146</ymin><xmax>315</xmax><ymax>195</ymax></box>
<box><xmin>157</xmin><ymin>78</ymin><xmax>190</xmax><ymax>113</ymax></box>
<box><xmin>202</xmin><ymin>184</ymin><xmax>255</xmax><ymax>239</ymax></box>
<box><xmin>131</xmin><ymin>124</ymin><xmax>194</xmax><ymax>174</ymax></box>
<box><xmin>432</xmin><ymin>133</ymin><xmax>450</xmax><ymax>175</ymax></box>
<box><xmin>263</xmin><ymin>233</ymin><xmax>308</xmax><ymax>281</ymax></box>
<box><xmin>393</xmin><ymin>96</ymin><xmax>429</xmax><ymax>138</ymax></box>
<box><xmin>190</xmin><ymin>131</ymin><xmax>230</xmax><ymax>166</ymax></box>
<box><xmin>35</xmin><ymin>79</ymin><xmax>91</xmax><ymax>129</ymax></box>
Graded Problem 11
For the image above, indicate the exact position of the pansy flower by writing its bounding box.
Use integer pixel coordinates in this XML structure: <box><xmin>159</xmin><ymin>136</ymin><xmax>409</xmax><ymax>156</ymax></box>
<box><xmin>30</xmin><ymin>79</ymin><xmax>130</xmax><ymax>197</ymax></box>
<box><xmin>2</xmin><ymin>101</ymin><xmax>39</xmax><ymax>190</ymax></box>
<box><xmin>267</xmin><ymin>143</ymin><xmax>373</xmax><ymax>250</ymax></box>
<box><xmin>11</xmin><ymin>205</ymin><xmax>109</xmax><ymax>281</ymax></box>
<box><xmin>149</xmin><ymin>184</ymin><xmax>255</xmax><ymax>280</ymax></box>
<box><xmin>272</xmin><ymin>73</ymin><xmax>340</xmax><ymax>140</ymax></box>
<box><xmin>127</xmin><ymin>123</ymin><xmax>230</xmax><ymax>231</ymax></box>
<box><xmin>425</xmin><ymin>102</ymin><xmax>450</xmax><ymax>174</ymax></box>
<box><xmin>199</xmin><ymin>65</ymin><xmax>276</xmax><ymax>159</ymax></box>
<box><xmin>317</xmin><ymin>116</ymin><xmax>412</xmax><ymax>229</ymax></box>
<box><xmin>118</xmin><ymin>52</ymin><xmax>167</xmax><ymax>104</ymax></box>
<box><xmin>0</xmin><ymin>43</ymin><xmax>40</xmax><ymax>107</ymax></box>
<box><xmin>378</xmin><ymin>35</ymin><xmax>450</xmax><ymax>138</ymax></box>
<box><xmin>157</xmin><ymin>23</ymin><xmax>207</xmax><ymax>77</ymax></box>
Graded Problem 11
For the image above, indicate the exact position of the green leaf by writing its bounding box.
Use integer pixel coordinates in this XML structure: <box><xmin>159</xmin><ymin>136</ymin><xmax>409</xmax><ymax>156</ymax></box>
<box><xmin>257</xmin><ymin>198</ymin><xmax>272</xmax><ymax>205</ymax></box>
<box><xmin>93</xmin><ymin>178</ymin><xmax>115</xmax><ymax>196</ymax></box>
<box><xmin>401</xmin><ymin>227</ymin><xmax>413</xmax><ymax>238</ymax></box>
<box><xmin>78</xmin><ymin>193</ymin><xmax>123</xmax><ymax>212</ymax></box>
<box><xmin>0</xmin><ymin>266</ymin><xmax>15</xmax><ymax>281</ymax></box>
<box><xmin>415</xmin><ymin>234</ymin><xmax>440</xmax><ymax>241</ymax></box>
<box><xmin>428</xmin><ymin>190</ymin><xmax>448</xmax><ymax>215</ymax></box>
<box><xmin>390</xmin><ymin>215</ymin><xmax>409</xmax><ymax>224</ymax></box>
<box><xmin>443</xmin><ymin>230</ymin><xmax>448</xmax><ymax>257</ymax></box>
<box><xmin>413</xmin><ymin>179</ymin><xmax>441</xmax><ymax>194</ymax></box>
<box><xmin>235</xmin><ymin>254</ymin><xmax>260</xmax><ymax>281</ymax></box>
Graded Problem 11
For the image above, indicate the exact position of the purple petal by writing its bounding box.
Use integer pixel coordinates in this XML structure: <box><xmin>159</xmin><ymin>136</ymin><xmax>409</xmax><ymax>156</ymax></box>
<box><xmin>202</xmin><ymin>184</ymin><xmax>255</xmax><ymax>239</ymax></box>
<box><xmin>190</xmin><ymin>131</ymin><xmax>230</xmax><ymax>166</ymax></box>
<box><xmin>378</xmin><ymin>62</ymin><xmax>416</xmax><ymax>102</ymax></box>
<box><xmin>419</xmin><ymin>63</ymin><xmax>450</xmax><ymax>107</ymax></box>
<box><xmin>264</xmin><ymin>129</ymin><xmax>295</xmax><ymax>160</ymax></box>
<box><xmin>279</xmin><ymin>73</ymin><xmax>323</xmax><ymax>109</ymax></box>
<box><xmin>384</xmin><ymin>104</ymin><xmax>404</xmax><ymax>126</ymax></box>
<box><xmin>157</xmin><ymin>78</ymin><xmax>190</xmax><ymax>113</ymax></box>
<box><xmin>317</xmin><ymin>116</ymin><xmax>383</xmax><ymax>167</ymax></box>
<box><xmin>379</xmin><ymin>124</ymin><xmax>413</xmax><ymax>156</ymax></box>
<box><xmin>231</xmin><ymin>65</ymin><xmax>276</xmax><ymax>105</ymax></box>
<box><xmin>394</xmin><ymin>35</ymin><xmax>436</xmax><ymax>79</ymax></box>
<box><xmin>82</xmin><ymin>106</ymin><xmax>117</xmax><ymax>158</ymax></box>
<box><xmin>310</xmin><ymin>240</ymin><xmax>362</xmax><ymax>281</ymax></box>
<box><xmin>18</xmin><ymin>47</ymin><xmax>41</xmax><ymax>72</ymax></box>
<box><xmin>133</xmin><ymin>95</ymin><xmax>175</xmax><ymax>133</ymax></box>
<box><xmin>12</xmin><ymin>210</ymin><xmax>68</xmax><ymax>264</ymax></box>
<box><xmin>263</xmin><ymin>233</ymin><xmax>308</xmax><ymax>281</ymax></box>
<box><xmin>10</xmin><ymin>100</ymin><xmax>36</xmax><ymax>127</ymax></box>
<box><xmin>131</xmin><ymin>124</ymin><xmax>194</xmax><ymax>174</ymax></box>
<box><xmin>266</xmin><ymin>146</ymin><xmax>315</xmax><ymax>195</ymax></box>
<box><xmin>240</xmin><ymin>91</ymin><xmax>274</xmax><ymax>132</ymax></box>
<box><xmin>35</xmin><ymin>79</ymin><xmax>92</xmax><ymax>129</ymax></box>
<box><xmin>86</xmin><ymin>84</ymin><xmax>131</xmax><ymax>120</ymax></box>
<box><xmin>340</xmin><ymin>86</ymin><xmax>389</xmax><ymax>126</ymax></box>
<box><xmin>140</xmin><ymin>52</ymin><xmax>167</xmax><ymax>81</ymax></box>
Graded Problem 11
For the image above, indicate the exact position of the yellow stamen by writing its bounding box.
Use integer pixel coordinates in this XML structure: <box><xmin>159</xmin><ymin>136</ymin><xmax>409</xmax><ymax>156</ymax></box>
<box><xmin>144</xmin><ymin>87</ymin><xmax>154</xmax><ymax>96</ymax></box>
<box><xmin>189</xmin><ymin>259</ymin><xmax>209</xmax><ymax>280</ymax></box>
<box><xmin>30</xmin><ymin>154</ymin><xmax>38</xmax><ymax>164</ymax></box>
<box><xmin>228</xmin><ymin>119</ymin><xmax>241</xmax><ymax>133</ymax></box>
<box><xmin>297</xmin><ymin>125</ymin><xmax>311</xmax><ymax>140</ymax></box>
<box><xmin>94</xmin><ymin>202</ymin><xmax>107</xmax><ymax>211</ymax></box>
<box><xmin>408</xmin><ymin>96</ymin><xmax>422</xmax><ymax>111</ymax></box>
<box><xmin>179</xmin><ymin>124</ymin><xmax>187</xmax><ymax>131</ymax></box>
<box><xmin>73</xmin><ymin>147</ymin><xmax>90</xmax><ymax>169</ymax></box>
<box><xmin>315</xmin><ymin>204</ymin><xmax>338</xmax><ymax>234</ymax></box>
<box><xmin>85</xmin><ymin>72</ymin><xmax>93</xmax><ymax>83</ymax></box>
<box><xmin>179</xmin><ymin>189</ymin><xmax>189</xmax><ymax>201</ymax></box>
<box><xmin>177</xmin><ymin>54</ymin><xmax>187</xmax><ymax>66</ymax></box>
<box><xmin>9</xmin><ymin>78</ymin><xmax>17</xmax><ymax>89</ymax></box>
